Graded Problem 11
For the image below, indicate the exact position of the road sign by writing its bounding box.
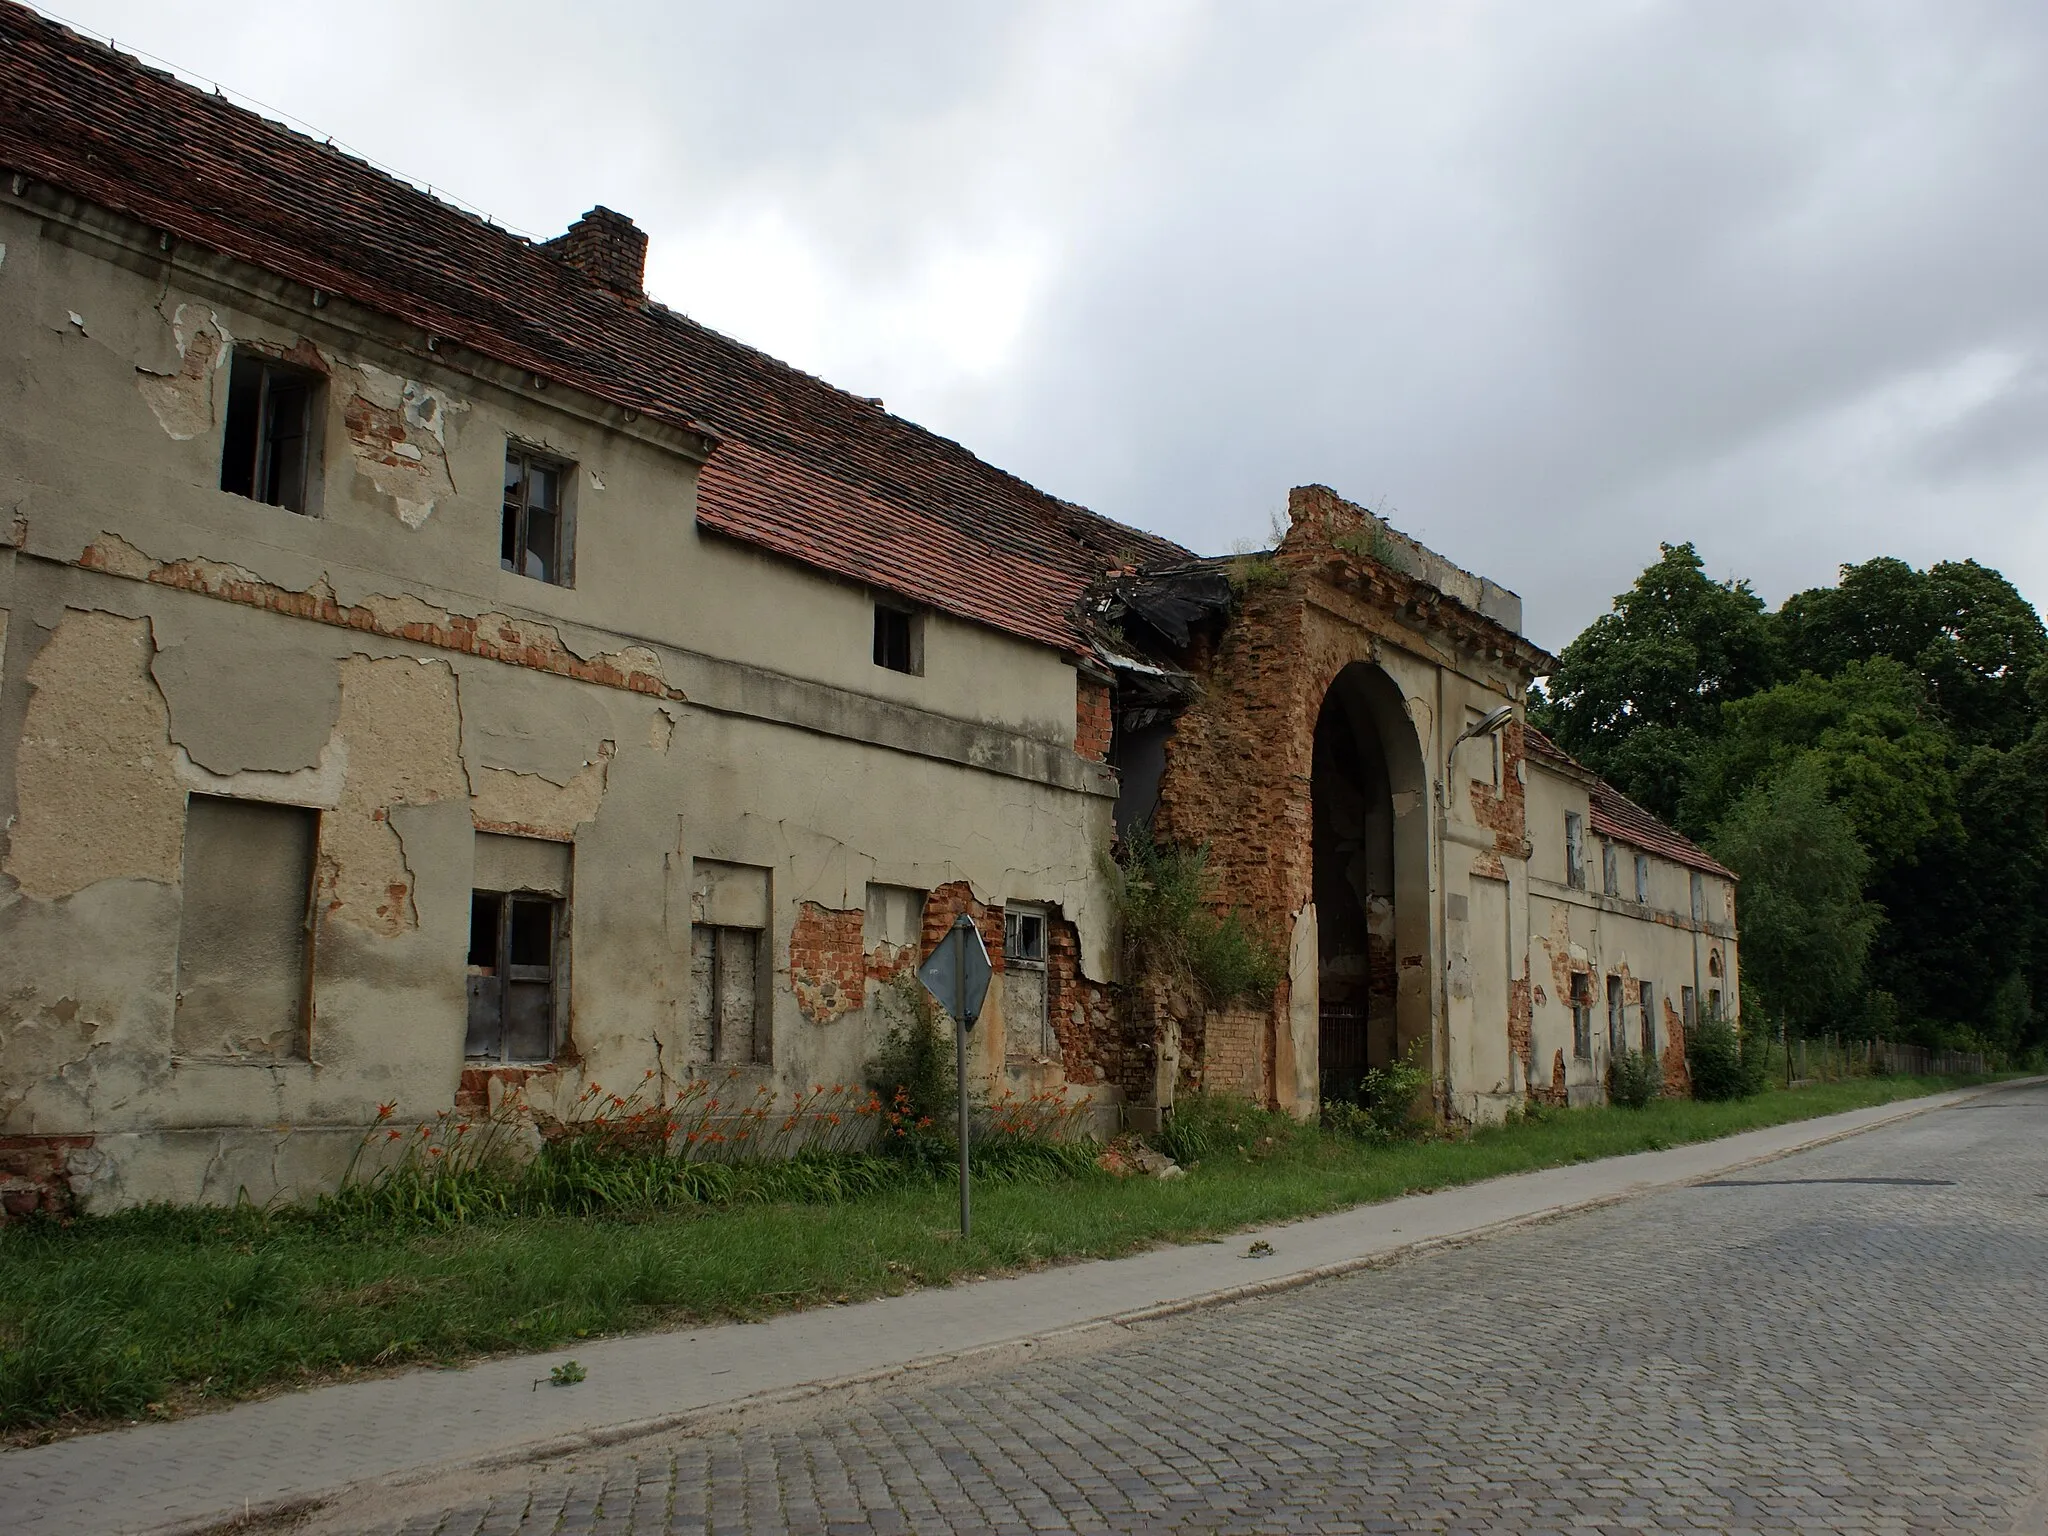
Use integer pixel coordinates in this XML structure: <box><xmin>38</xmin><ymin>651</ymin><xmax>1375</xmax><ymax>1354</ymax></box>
<box><xmin>917</xmin><ymin>914</ymin><xmax>992</xmax><ymax>1029</ymax></box>
<box><xmin>916</xmin><ymin>913</ymin><xmax>991</xmax><ymax>1238</ymax></box>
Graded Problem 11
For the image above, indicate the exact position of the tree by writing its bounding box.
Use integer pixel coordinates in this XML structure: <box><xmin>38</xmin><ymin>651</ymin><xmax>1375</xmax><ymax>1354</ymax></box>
<box><xmin>1536</xmin><ymin>543</ymin><xmax>1779</xmax><ymax>823</ymax></box>
<box><xmin>1682</xmin><ymin>659</ymin><xmax>1958</xmax><ymax>872</ymax></box>
<box><xmin>1779</xmin><ymin>557</ymin><xmax>2046</xmax><ymax>750</ymax></box>
<box><xmin>1708</xmin><ymin>763</ymin><xmax>1880</xmax><ymax>1037</ymax></box>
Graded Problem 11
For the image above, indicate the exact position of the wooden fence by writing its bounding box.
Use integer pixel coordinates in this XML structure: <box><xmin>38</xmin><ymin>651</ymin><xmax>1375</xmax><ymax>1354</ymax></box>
<box><xmin>1789</xmin><ymin>1034</ymin><xmax>1987</xmax><ymax>1082</ymax></box>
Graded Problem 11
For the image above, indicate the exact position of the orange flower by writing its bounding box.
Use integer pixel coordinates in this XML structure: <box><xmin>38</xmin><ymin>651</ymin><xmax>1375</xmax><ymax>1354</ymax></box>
<box><xmin>375</xmin><ymin>1101</ymin><xmax>397</xmax><ymax>1121</ymax></box>
<box><xmin>385</xmin><ymin>1129</ymin><xmax>402</xmax><ymax>1142</ymax></box>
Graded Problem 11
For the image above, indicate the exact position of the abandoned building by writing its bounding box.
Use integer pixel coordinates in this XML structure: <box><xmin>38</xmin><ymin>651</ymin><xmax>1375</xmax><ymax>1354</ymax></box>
<box><xmin>0</xmin><ymin>5</ymin><xmax>1737</xmax><ymax>1213</ymax></box>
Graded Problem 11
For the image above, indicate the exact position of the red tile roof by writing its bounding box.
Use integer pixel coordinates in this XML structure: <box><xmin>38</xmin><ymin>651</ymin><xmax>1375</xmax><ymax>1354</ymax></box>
<box><xmin>0</xmin><ymin>3</ymin><xmax>1188</xmax><ymax>655</ymax></box>
<box><xmin>1523</xmin><ymin>728</ymin><xmax>1735</xmax><ymax>880</ymax></box>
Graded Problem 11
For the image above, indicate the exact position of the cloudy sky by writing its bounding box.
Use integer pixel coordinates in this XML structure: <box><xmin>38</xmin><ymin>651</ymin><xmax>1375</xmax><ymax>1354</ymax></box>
<box><xmin>45</xmin><ymin>0</ymin><xmax>2048</xmax><ymax>650</ymax></box>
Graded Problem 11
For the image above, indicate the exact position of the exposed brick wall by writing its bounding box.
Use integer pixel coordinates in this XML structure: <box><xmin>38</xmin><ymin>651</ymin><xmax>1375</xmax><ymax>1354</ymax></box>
<box><xmin>790</xmin><ymin>902</ymin><xmax>866</xmax><ymax>1025</ymax></box>
<box><xmin>1467</xmin><ymin>719</ymin><xmax>1529</xmax><ymax>859</ymax></box>
<box><xmin>454</xmin><ymin>1064</ymin><xmax>558</xmax><ymax>1115</ymax></box>
<box><xmin>1199</xmin><ymin>1007</ymin><xmax>1270</xmax><ymax>1101</ymax></box>
<box><xmin>1075</xmin><ymin>672</ymin><xmax>1114</xmax><ymax>762</ymax></box>
<box><xmin>1660</xmin><ymin>995</ymin><xmax>1692</xmax><ymax>1098</ymax></box>
<box><xmin>0</xmin><ymin>1134</ymin><xmax>94</xmax><ymax>1221</ymax></box>
<box><xmin>1045</xmin><ymin>914</ymin><xmax>1119</xmax><ymax>1087</ymax></box>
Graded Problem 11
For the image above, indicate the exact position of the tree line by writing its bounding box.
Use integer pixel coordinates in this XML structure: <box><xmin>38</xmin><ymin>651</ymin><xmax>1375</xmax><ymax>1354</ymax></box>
<box><xmin>1533</xmin><ymin>545</ymin><xmax>2047</xmax><ymax>1060</ymax></box>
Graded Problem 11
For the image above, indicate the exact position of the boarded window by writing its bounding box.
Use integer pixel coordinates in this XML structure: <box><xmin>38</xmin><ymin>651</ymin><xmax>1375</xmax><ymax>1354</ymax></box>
<box><xmin>1601</xmin><ymin>840</ymin><xmax>1619</xmax><ymax>897</ymax></box>
<box><xmin>467</xmin><ymin>833</ymin><xmax>570</xmax><ymax>1063</ymax></box>
<box><xmin>1640</xmin><ymin>981</ymin><xmax>1656</xmax><ymax>1054</ymax></box>
<box><xmin>220</xmin><ymin>351</ymin><xmax>318</xmax><ymax>513</ymax></box>
<box><xmin>1689</xmin><ymin>871</ymin><xmax>1704</xmax><ymax>921</ymax></box>
<box><xmin>1634</xmin><ymin>853</ymin><xmax>1650</xmax><ymax>905</ymax></box>
<box><xmin>1570</xmin><ymin>971</ymin><xmax>1595</xmax><ymax>1061</ymax></box>
<box><xmin>175</xmin><ymin>795</ymin><xmax>316</xmax><ymax>1058</ymax></box>
<box><xmin>690</xmin><ymin>860</ymin><xmax>770</xmax><ymax>1066</ymax></box>
<box><xmin>1606</xmin><ymin>975</ymin><xmax>1625</xmax><ymax>1059</ymax></box>
<box><xmin>1564</xmin><ymin>813</ymin><xmax>1585</xmax><ymax>889</ymax></box>
<box><xmin>1003</xmin><ymin>904</ymin><xmax>1051</xmax><ymax>1059</ymax></box>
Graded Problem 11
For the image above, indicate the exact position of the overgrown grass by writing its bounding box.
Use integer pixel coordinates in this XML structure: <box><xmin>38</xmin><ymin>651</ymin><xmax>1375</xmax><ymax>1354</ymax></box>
<box><xmin>0</xmin><ymin>1074</ymin><xmax>1991</xmax><ymax>1436</ymax></box>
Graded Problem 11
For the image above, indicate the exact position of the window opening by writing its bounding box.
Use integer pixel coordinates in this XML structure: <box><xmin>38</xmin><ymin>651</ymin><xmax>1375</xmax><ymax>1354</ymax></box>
<box><xmin>1640</xmin><ymin>981</ymin><xmax>1656</xmax><ymax>1054</ymax></box>
<box><xmin>220</xmin><ymin>351</ymin><xmax>317</xmax><ymax>513</ymax></box>
<box><xmin>1634</xmin><ymin>853</ymin><xmax>1650</xmax><ymax>905</ymax></box>
<box><xmin>502</xmin><ymin>446</ymin><xmax>570</xmax><ymax>584</ymax></box>
<box><xmin>1601</xmin><ymin>840</ymin><xmax>1619</xmax><ymax>897</ymax></box>
<box><xmin>1708</xmin><ymin>987</ymin><xmax>1722</xmax><ymax>1019</ymax></box>
<box><xmin>1570</xmin><ymin>971</ymin><xmax>1594</xmax><ymax>1061</ymax></box>
<box><xmin>1682</xmin><ymin>984</ymin><xmax>1696</xmax><ymax>1028</ymax></box>
<box><xmin>1606</xmin><ymin>974</ymin><xmax>1625</xmax><ymax>1059</ymax></box>
<box><xmin>873</xmin><ymin>604</ymin><xmax>919</xmax><ymax>674</ymax></box>
<box><xmin>1689</xmin><ymin>871</ymin><xmax>1704</xmax><ymax>921</ymax></box>
<box><xmin>1004</xmin><ymin>905</ymin><xmax>1053</xmax><ymax>1059</ymax></box>
<box><xmin>1564</xmin><ymin>812</ymin><xmax>1585</xmax><ymax>890</ymax></box>
<box><xmin>466</xmin><ymin>890</ymin><xmax>562</xmax><ymax>1062</ymax></box>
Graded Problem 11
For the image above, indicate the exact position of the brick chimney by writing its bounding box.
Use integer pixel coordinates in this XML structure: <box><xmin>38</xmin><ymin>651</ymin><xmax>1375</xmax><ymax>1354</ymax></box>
<box><xmin>546</xmin><ymin>206</ymin><xmax>648</xmax><ymax>296</ymax></box>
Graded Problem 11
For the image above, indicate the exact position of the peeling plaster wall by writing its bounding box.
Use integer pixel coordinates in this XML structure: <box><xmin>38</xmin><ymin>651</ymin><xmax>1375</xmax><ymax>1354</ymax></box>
<box><xmin>0</xmin><ymin>196</ymin><xmax>1124</xmax><ymax>1210</ymax></box>
<box><xmin>1524</xmin><ymin>759</ymin><xmax>1740</xmax><ymax>1106</ymax></box>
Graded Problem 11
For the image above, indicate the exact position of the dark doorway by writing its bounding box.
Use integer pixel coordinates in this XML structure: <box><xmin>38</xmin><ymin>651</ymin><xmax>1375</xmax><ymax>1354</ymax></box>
<box><xmin>1312</xmin><ymin>672</ymin><xmax>1399</xmax><ymax>1102</ymax></box>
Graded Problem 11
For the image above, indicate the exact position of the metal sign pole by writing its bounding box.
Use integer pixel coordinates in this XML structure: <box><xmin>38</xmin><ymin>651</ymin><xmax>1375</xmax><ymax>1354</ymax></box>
<box><xmin>955</xmin><ymin>922</ymin><xmax>972</xmax><ymax>1239</ymax></box>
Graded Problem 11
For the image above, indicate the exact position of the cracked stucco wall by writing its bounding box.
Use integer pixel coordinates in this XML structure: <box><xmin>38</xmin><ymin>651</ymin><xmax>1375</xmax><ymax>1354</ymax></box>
<box><xmin>0</xmin><ymin>194</ymin><xmax>1123</xmax><ymax>1209</ymax></box>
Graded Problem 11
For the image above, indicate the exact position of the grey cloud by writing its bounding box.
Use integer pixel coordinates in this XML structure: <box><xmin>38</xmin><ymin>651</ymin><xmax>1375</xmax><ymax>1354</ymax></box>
<box><xmin>56</xmin><ymin>0</ymin><xmax>2048</xmax><ymax>650</ymax></box>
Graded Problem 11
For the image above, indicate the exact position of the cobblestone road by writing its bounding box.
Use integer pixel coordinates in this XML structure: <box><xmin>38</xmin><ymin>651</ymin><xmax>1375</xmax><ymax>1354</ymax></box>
<box><xmin>353</xmin><ymin>1085</ymin><xmax>2048</xmax><ymax>1535</ymax></box>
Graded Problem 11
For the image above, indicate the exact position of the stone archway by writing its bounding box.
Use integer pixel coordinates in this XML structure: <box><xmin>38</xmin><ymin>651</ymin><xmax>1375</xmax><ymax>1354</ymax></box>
<box><xmin>1310</xmin><ymin>662</ymin><xmax>1432</xmax><ymax>1100</ymax></box>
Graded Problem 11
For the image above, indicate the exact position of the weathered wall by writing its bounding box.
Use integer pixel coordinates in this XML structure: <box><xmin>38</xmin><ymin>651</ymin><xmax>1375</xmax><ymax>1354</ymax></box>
<box><xmin>1152</xmin><ymin>486</ymin><xmax>1545</xmax><ymax>1123</ymax></box>
<box><xmin>1524</xmin><ymin>759</ymin><xmax>1740</xmax><ymax>1105</ymax></box>
<box><xmin>0</xmin><ymin>190</ymin><xmax>1124</xmax><ymax>1210</ymax></box>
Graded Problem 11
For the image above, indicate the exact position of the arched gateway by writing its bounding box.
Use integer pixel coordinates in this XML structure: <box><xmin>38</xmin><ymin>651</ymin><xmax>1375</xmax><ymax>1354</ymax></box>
<box><xmin>1310</xmin><ymin>663</ymin><xmax>1432</xmax><ymax>1101</ymax></box>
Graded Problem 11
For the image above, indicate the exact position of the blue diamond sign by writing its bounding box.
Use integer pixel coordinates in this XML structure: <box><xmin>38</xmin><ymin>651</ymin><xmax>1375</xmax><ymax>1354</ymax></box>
<box><xmin>917</xmin><ymin>913</ymin><xmax>993</xmax><ymax>1029</ymax></box>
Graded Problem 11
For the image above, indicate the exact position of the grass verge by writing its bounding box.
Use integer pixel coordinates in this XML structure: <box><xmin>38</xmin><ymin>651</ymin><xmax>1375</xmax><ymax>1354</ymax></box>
<box><xmin>0</xmin><ymin>1074</ymin><xmax>1990</xmax><ymax>1437</ymax></box>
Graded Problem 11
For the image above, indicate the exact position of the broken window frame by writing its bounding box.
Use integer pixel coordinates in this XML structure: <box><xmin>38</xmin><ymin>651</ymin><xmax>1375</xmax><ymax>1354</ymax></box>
<box><xmin>220</xmin><ymin>350</ymin><xmax>319</xmax><ymax>514</ymax></box>
<box><xmin>1003</xmin><ymin>904</ymin><xmax>1053</xmax><ymax>1060</ymax></box>
<box><xmin>501</xmin><ymin>443</ymin><xmax>573</xmax><ymax>586</ymax></box>
<box><xmin>1564</xmin><ymin>812</ymin><xmax>1586</xmax><ymax>890</ymax></box>
<box><xmin>466</xmin><ymin>888</ymin><xmax>565</xmax><ymax>1064</ymax></box>
<box><xmin>872</xmin><ymin>602</ymin><xmax>922</xmax><ymax>675</ymax></box>
<box><xmin>1570</xmin><ymin>970</ymin><xmax>1595</xmax><ymax>1061</ymax></box>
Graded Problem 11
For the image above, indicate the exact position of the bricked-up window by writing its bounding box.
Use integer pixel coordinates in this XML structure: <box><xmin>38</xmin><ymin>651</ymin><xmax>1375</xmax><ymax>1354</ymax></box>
<box><xmin>220</xmin><ymin>351</ymin><xmax>318</xmax><ymax>514</ymax></box>
<box><xmin>502</xmin><ymin>445</ymin><xmax>571</xmax><ymax>585</ymax></box>
<box><xmin>1640</xmin><ymin>981</ymin><xmax>1656</xmax><ymax>1054</ymax></box>
<box><xmin>175</xmin><ymin>795</ymin><xmax>317</xmax><ymax>1058</ymax></box>
<box><xmin>873</xmin><ymin>604</ymin><xmax>922</xmax><ymax>674</ymax></box>
<box><xmin>1634</xmin><ymin>853</ymin><xmax>1650</xmax><ymax>905</ymax></box>
<box><xmin>1601</xmin><ymin>839</ymin><xmax>1620</xmax><ymax>897</ymax></box>
<box><xmin>467</xmin><ymin>833</ymin><xmax>571</xmax><ymax>1063</ymax></box>
<box><xmin>690</xmin><ymin>859</ymin><xmax>772</xmax><ymax>1066</ymax></box>
<box><xmin>1606</xmin><ymin>975</ymin><xmax>1625</xmax><ymax>1059</ymax></box>
<box><xmin>1570</xmin><ymin>971</ymin><xmax>1595</xmax><ymax>1060</ymax></box>
<box><xmin>1004</xmin><ymin>905</ymin><xmax>1051</xmax><ymax>1059</ymax></box>
<box><xmin>1564</xmin><ymin>813</ymin><xmax>1586</xmax><ymax>889</ymax></box>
